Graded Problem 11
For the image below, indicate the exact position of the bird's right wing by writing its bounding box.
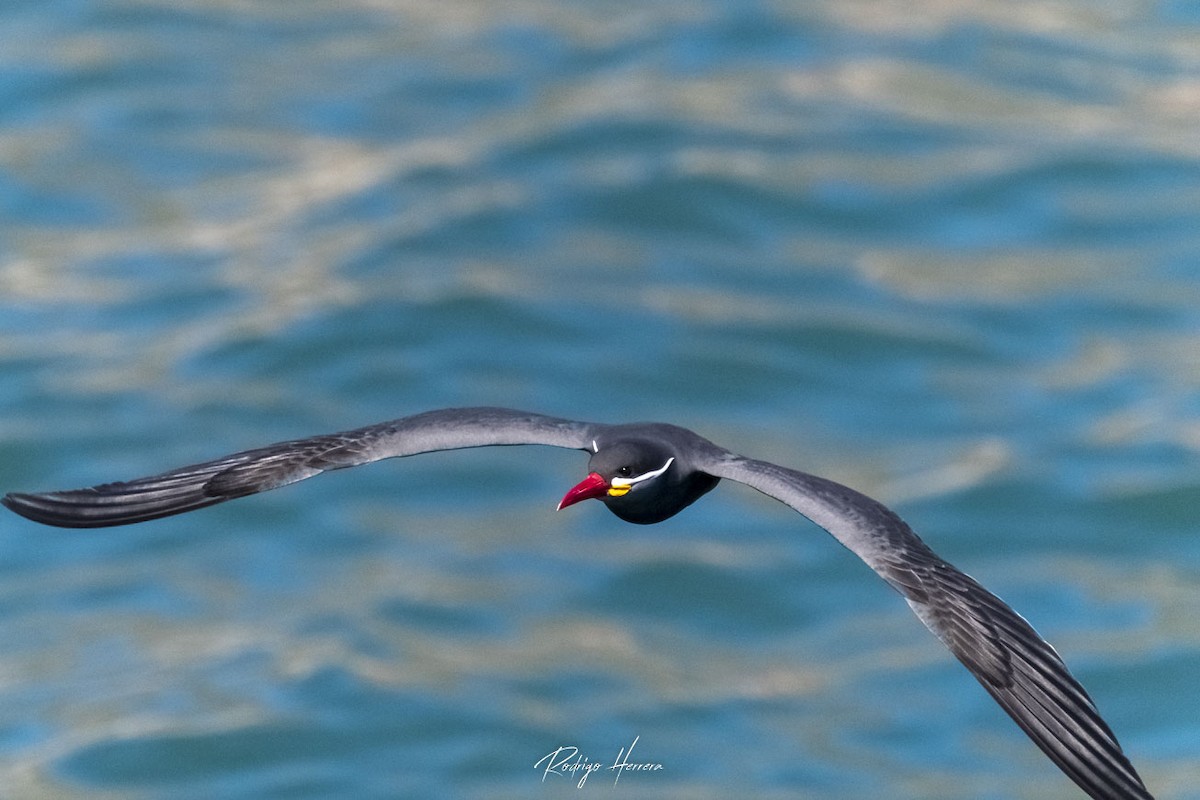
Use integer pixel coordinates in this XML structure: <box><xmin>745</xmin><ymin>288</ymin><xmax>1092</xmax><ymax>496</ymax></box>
<box><xmin>3</xmin><ymin>407</ymin><xmax>595</xmax><ymax>528</ymax></box>
<box><xmin>700</xmin><ymin>453</ymin><xmax>1152</xmax><ymax>800</ymax></box>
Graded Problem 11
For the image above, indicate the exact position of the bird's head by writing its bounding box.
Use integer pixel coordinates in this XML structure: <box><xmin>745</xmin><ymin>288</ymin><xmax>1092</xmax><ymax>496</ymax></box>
<box><xmin>558</xmin><ymin>437</ymin><xmax>717</xmax><ymax>524</ymax></box>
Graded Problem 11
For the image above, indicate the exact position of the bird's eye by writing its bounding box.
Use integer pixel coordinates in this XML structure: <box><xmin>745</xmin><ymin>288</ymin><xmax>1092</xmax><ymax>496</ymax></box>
<box><xmin>616</xmin><ymin>466</ymin><xmax>633</xmax><ymax>478</ymax></box>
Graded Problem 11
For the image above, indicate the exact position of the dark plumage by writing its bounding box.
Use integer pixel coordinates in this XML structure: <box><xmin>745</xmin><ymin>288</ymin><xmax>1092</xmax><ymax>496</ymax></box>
<box><xmin>2</xmin><ymin>407</ymin><xmax>1153</xmax><ymax>799</ymax></box>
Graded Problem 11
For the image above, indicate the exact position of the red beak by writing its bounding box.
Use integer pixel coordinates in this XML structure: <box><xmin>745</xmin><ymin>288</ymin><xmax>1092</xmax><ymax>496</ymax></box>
<box><xmin>557</xmin><ymin>472</ymin><xmax>610</xmax><ymax>510</ymax></box>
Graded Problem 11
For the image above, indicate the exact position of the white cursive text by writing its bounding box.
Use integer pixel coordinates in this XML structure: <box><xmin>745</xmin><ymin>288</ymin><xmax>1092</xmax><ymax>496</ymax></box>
<box><xmin>534</xmin><ymin>736</ymin><xmax>663</xmax><ymax>788</ymax></box>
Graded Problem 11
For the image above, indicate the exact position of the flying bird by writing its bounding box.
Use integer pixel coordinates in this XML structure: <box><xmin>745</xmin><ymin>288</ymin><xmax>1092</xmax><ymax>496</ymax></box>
<box><xmin>2</xmin><ymin>407</ymin><xmax>1152</xmax><ymax>799</ymax></box>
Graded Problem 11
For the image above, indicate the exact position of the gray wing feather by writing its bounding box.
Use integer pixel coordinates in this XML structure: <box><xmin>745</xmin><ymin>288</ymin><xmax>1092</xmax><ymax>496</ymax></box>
<box><xmin>3</xmin><ymin>407</ymin><xmax>594</xmax><ymax>528</ymax></box>
<box><xmin>701</xmin><ymin>453</ymin><xmax>1152</xmax><ymax>800</ymax></box>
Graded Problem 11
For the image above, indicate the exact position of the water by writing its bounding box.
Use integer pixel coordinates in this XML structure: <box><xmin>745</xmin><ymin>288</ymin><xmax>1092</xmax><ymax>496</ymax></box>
<box><xmin>1</xmin><ymin>2</ymin><xmax>1198</xmax><ymax>798</ymax></box>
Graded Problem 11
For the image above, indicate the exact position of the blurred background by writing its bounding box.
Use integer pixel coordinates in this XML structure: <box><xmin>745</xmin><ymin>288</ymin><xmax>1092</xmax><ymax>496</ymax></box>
<box><xmin>1</xmin><ymin>1</ymin><xmax>1198</xmax><ymax>798</ymax></box>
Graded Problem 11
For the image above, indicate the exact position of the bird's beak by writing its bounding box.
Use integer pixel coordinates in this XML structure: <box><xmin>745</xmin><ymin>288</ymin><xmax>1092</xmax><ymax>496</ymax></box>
<box><xmin>557</xmin><ymin>472</ymin><xmax>615</xmax><ymax>510</ymax></box>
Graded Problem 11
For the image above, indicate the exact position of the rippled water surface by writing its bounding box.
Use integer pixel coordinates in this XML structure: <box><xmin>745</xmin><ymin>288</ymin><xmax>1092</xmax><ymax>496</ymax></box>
<box><xmin>2</xmin><ymin>2</ymin><xmax>1199</xmax><ymax>798</ymax></box>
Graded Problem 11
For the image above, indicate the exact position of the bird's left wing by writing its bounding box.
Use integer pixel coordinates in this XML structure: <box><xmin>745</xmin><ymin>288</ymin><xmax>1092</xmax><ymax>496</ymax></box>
<box><xmin>699</xmin><ymin>452</ymin><xmax>1152</xmax><ymax>800</ymax></box>
<box><xmin>4</xmin><ymin>407</ymin><xmax>595</xmax><ymax>528</ymax></box>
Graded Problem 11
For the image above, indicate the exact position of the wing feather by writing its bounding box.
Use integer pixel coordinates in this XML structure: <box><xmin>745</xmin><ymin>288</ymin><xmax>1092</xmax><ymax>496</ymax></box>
<box><xmin>3</xmin><ymin>407</ymin><xmax>593</xmax><ymax>528</ymax></box>
<box><xmin>702</xmin><ymin>453</ymin><xmax>1152</xmax><ymax>800</ymax></box>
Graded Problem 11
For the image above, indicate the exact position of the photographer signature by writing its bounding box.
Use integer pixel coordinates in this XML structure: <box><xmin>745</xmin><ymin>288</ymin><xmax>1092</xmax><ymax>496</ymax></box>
<box><xmin>534</xmin><ymin>735</ymin><xmax>663</xmax><ymax>788</ymax></box>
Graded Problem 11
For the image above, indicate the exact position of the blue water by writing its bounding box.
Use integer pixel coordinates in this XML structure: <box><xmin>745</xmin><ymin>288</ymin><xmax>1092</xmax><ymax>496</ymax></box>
<box><xmin>2</xmin><ymin>2</ymin><xmax>1198</xmax><ymax>798</ymax></box>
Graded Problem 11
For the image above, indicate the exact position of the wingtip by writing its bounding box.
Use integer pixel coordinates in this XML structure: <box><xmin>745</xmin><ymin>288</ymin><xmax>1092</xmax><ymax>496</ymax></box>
<box><xmin>4</xmin><ymin>491</ymin><xmax>34</xmax><ymax>515</ymax></box>
<box><xmin>3</xmin><ymin>491</ymin><xmax>59</xmax><ymax>526</ymax></box>
<box><xmin>3</xmin><ymin>490</ymin><xmax>85</xmax><ymax>528</ymax></box>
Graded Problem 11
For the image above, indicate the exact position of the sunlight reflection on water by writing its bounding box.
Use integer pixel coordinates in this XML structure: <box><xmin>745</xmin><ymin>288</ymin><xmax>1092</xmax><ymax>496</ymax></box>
<box><xmin>1</xmin><ymin>1</ymin><xmax>1198</xmax><ymax>798</ymax></box>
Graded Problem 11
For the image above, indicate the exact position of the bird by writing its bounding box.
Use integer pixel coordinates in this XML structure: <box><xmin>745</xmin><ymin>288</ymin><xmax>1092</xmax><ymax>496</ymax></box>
<box><xmin>3</xmin><ymin>406</ymin><xmax>1152</xmax><ymax>799</ymax></box>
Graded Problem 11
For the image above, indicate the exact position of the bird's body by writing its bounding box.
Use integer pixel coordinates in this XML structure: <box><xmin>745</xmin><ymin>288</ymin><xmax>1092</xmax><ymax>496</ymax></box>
<box><xmin>2</xmin><ymin>407</ymin><xmax>1153</xmax><ymax>799</ymax></box>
